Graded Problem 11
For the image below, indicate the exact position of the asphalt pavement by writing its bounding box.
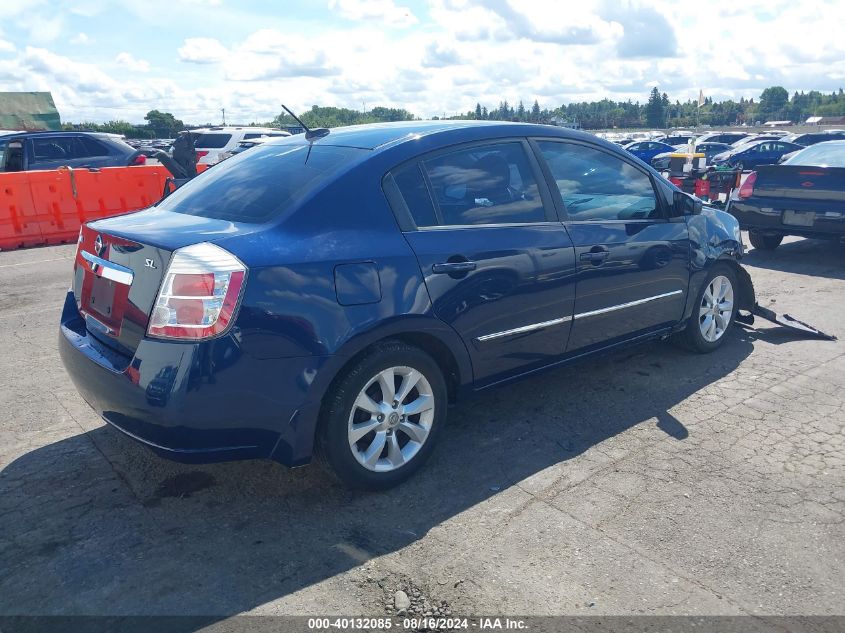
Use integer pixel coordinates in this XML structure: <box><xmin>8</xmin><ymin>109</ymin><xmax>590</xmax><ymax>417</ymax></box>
<box><xmin>0</xmin><ymin>236</ymin><xmax>843</xmax><ymax>626</ymax></box>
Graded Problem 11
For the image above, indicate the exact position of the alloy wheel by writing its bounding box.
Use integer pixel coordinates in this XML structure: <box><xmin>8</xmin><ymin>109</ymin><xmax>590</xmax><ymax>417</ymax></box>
<box><xmin>699</xmin><ymin>275</ymin><xmax>734</xmax><ymax>343</ymax></box>
<box><xmin>347</xmin><ymin>366</ymin><xmax>435</xmax><ymax>472</ymax></box>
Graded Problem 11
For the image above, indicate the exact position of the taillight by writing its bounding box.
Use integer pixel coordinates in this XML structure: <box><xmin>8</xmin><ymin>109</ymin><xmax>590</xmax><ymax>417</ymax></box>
<box><xmin>131</xmin><ymin>154</ymin><xmax>147</xmax><ymax>166</ymax></box>
<box><xmin>147</xmin><ymin>243</ymin><xmax>246</xmax><ymax>340</ymax></box>
<box><xmin>737</xmin><ymin>171</ymin><xmax>757</xmax><ymax>199</ymax></box>
<box><xmin>195</xmin><ymin>151</ymin><xmax>209</xmax><ymax>162</ymax></box>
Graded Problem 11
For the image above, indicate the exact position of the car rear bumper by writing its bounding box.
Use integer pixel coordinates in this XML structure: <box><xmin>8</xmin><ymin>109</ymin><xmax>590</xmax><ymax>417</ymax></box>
<box><xmin>727</xmin><ymin>201</ymin><xmax>845</xmax><ymax>238</ymax></box>
<box><xmin>58</xmin><ymin>291</ymin><xmax>326</xmax><ymax>466</ymax></box>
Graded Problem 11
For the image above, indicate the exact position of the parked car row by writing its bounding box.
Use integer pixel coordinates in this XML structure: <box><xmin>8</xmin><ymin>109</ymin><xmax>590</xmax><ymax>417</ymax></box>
<box><xmin>0</xmin><ymin>127</ymin><xmax>299</xmax><ymax>172</ymax></box>
<box><xmin>614</xmin><ymin>129</ymin><xmax>845</xmax><ymax>173</ymax></box>
<box><xmin>126</xmin><ymin>138</ymin><xmax>173</xmax><ymax>151</ymax></box>
<box><xmin>602</xmin><ymin>128</ymin><xmax>843</xmax><ymax>163</ymax></box>
<box><xmin>710</xmin><ymin>139</ymin><xmax>805</xmax><ymax>170</ymax></box>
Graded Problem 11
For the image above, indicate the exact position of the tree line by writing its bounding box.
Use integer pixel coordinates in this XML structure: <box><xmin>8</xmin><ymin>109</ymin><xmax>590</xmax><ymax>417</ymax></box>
<box><xmin>62</xmin><ymin>87</ymin><xmax>845</xmax><ymax>138</ymax></box>
<box><xmin>63</xmin><ymin>106</ymin><xmax>415</xmax><ymax>138</ymax></box>
<box><xmin>457</xmin><ymin>86</ymin><xmax>845</xmax><ymax>128</ymax></box>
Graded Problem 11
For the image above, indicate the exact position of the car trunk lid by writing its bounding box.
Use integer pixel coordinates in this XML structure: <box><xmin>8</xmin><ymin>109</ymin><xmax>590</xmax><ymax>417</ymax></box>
<box><xmin>72</xmin><ymin>209</ymin><xmax>258</xmax><ymax>358</ymax></box>
<box><xmin>751</xmin><ymin>165</ymin><xmax>845</xmax><ymax>203</ymax></box>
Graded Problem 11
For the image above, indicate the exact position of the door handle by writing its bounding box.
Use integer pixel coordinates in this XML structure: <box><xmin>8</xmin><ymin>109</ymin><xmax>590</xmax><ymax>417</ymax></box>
<box><xmin>580</xmin><ymin>246</ymin><xmax>610</xmax><ymax>264</ymax></box>
<box><xmin>432</xmin><ymin>261</ymin><xmax>477</xmax><ymax>274</ymax></box>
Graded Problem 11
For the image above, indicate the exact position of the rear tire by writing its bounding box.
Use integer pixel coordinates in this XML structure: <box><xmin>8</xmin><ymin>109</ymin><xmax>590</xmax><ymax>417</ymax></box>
<box><xmin>748</xmin><ymin>232</ymin><xmax>783</xmax><ymax>251</ymax></box>
<box><xmin>682</xmin><ymin>264</ymin><xmax>737</xmax><ymax>354</ymax></box>
<box><xmin>318</xmin><ymin>341</ymin><xmax>447</xmax><ymax>490</ymax></box>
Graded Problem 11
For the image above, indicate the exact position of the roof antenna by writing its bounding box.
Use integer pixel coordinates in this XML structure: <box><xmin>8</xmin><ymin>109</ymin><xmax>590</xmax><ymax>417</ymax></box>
<box><xmin>281</xmin><ymin>104</ymin><xmax>329</xmax><ymax>141</ymax></box>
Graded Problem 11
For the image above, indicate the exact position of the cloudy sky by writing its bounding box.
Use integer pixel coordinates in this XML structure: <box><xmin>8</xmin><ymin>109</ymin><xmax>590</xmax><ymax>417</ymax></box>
<box><xmin>0</xmin><ymin>0</ymin><xmax>843</xmax><ymax>124</ymax></box>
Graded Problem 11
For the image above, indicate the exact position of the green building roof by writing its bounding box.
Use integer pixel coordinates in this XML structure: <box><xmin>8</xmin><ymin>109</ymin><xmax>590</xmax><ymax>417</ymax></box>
<box><xmin>0</xmin><ymin>92</ymin><xmax>61</xmax><ymax>131</ymax></box>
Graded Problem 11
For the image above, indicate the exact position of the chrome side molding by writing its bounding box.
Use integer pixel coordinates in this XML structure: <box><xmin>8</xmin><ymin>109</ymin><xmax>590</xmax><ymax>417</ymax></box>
<box><xmin>477</xmin><ymin>316</ymin><xmax>573</xmax><ymax>341</ymax></box>
<box><xmin>572</xmin><ymin>290</ymin><xmax>683</xmax><ymax>320</ymax></box>
<box><xmin>476</xmin><ymin>290</ymin><xmax>684</xmax><ymax>342</ymax></box>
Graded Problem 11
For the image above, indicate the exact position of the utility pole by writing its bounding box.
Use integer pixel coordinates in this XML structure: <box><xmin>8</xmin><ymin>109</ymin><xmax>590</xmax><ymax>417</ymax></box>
<box><xmin>221</xmin><ymin>108</ymin><xmax>226</xmax><ymax>126</ymax></box>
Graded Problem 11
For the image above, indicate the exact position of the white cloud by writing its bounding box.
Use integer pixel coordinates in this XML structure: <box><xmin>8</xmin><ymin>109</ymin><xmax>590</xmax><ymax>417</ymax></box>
<box><xmin>224</xmin><ymin>30</ymin><xmax>342</xmax><ymax>80</ymax></box>
<box><xmin>422</xmin><ymin>42</ymin><xmax>462</xmax><ymax>68</ymax></box>
<box><xmin>70</xmin><ymin>32</ymin><xmax>89</xmax><ymax>45</ymax></box>
<box><xmin>328</xmin><ymin>0</ymin><xmax>418</xmax><ymax>27</ymax></box>
<box><xmin>115</xmin><ymin>52</ymin><xmax>149</xmax><ymax>72</ymax></box>
<box><xmin>0</xmin><ymin>1</ymin><xmax>843</xmax><ymax>124</ymax></box>
<box><xmin>178</xmin><ymin>37</ymin><xmax>229</xmax><ymax>64</ymax></box>
<box><xmin>25</xmin><ymin>15</ymin><xmax>63</xmax><ymax>43</ymax></box>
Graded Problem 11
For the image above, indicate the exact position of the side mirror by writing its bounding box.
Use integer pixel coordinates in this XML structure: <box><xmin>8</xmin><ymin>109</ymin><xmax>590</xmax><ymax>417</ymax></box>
<box><xmin>673</xmin><ymin>190</ymin><xmax>703</xmax><ymax>216</ymax></box>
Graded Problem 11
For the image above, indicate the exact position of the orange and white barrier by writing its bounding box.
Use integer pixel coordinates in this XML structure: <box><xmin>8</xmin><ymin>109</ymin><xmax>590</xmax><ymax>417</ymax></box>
<box><xmin>0</xmin><ymin>165</ymin><xmax>180</xmax><ymax>251</ymax></box>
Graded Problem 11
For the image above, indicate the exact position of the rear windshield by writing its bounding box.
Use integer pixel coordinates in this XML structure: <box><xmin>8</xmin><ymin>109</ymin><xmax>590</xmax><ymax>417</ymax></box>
<box><xmin>783</xmin><ymin>142</ymin><xmax>845</xmax><ymax>167</ymax></box>
<box><xmin>194</xmin><ymin>133</ymin><xmax>232</xmax><ymax>149</ymax></box>
<box><xmin>158</xmin><ymin>143</ymin><xmax>368</xmax><ymax>223</ymax></box>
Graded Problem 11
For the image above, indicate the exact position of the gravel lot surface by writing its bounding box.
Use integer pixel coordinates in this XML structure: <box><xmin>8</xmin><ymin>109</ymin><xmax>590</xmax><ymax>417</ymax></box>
<box><xmin>0</xmin><ymin>236</ymin><xmax>843</xmax><ymax>624</ymax></box>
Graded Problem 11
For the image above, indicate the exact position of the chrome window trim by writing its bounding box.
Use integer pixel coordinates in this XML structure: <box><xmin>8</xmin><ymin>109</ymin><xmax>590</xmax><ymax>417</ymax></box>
<box><xmin>80</xmin><ymin>250</ymin><xmax>134</xmax><ymax>286</ymax></box>
<box><xmin>416</xmin><ymin>221</ymin><xmax>563</xmax><ymax>231</ymax></box>
<box><xmin>476</xmin><ymin>290</ymin><xmax>683</xmax><ymax>342</ymax></box>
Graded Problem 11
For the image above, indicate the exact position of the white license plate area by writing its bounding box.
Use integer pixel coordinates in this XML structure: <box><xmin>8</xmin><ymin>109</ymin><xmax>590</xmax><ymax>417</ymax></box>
<box><xmin>782</xmin><ymin>210</ymin><xmax>815</xmax><ymax>227</ymax></box>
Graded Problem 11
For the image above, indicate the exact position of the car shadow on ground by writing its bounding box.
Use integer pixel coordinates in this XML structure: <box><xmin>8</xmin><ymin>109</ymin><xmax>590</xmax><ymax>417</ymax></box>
<box><xmin>743</xmin><ymin>237</ymin><xmax>845</xmax><ymax>279</ymax></box>
<box><xmin>0</xmin><ymin>328</ymin><xmax>763</xmax><ymax>629</ymax></box>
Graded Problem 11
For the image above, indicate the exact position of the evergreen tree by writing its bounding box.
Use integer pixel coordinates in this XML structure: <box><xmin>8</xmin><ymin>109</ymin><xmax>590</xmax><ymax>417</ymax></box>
<box><xmin>645</xmin><ymin>87</ymin><xmax>664</xmax><ymax>127</ymax></box>
<box><xmin>475</xmin><ymin>103</ymin><xmax>482</xmax><ymax>120</ymax></box>
<box><xmin>531</xmin><ymin>100</ymin><xmax>541</xmax><ymax>122</ymax></box>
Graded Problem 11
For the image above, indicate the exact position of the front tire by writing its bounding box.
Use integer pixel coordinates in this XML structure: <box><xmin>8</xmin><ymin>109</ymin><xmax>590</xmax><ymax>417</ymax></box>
<box><xmin>318</xmin><ymin>341</ymin><xmax>447</xmax><ymax>490</ymax></box>
<box><xmin>682</xmin><ymin>265</ymin><xmax>737</xmax><ymax>353</ymax></box>
<box><xmin>748</xmin><ymin>232</ymin><xmax>783</xmax><ymax>251</ymax></box>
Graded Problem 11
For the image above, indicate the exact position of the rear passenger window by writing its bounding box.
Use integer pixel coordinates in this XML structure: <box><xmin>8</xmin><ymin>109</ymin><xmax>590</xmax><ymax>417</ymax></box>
<box><xmin>392</xmin><ymin>164</ymin><xmax>438</xmax><ymax>227</ymax></box>
<box><xmin>32</xmin><ymin>137</ymin><xmax>85</xmax><ymax>161</ymax></box>
<box><xmin>424</xmin><ymin>142</ymin><xmax>546</xmax><ymax>226</ymax></box>
<box><xmin>80</xmin><ymin>137</ymin><xmax>110</xmax><ymax>157</ymax></box>
<box><xmin>537</xmin><ymin>141</ymin><xmax>659</xmax><ymax>221</ymax></box>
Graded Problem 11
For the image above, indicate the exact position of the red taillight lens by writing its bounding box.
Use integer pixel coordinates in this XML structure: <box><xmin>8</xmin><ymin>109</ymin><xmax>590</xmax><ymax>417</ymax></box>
<box><xmin>195</xmin><ymin>151</ymin><xmax>209</xmax><ymax>162</ymax></box>
<box><xmin>737</xmin><ymin>171</ymin><xmax>757</xmax><ymax>199</ymax></box>
<box><xmin>171</xmin><ymin>298</ymin><xmax>206</xmax><ymax>324</ymax></box>
<box><xmin>171</xmin><ymin>272</ymin><xmax>216</xmax><ymax>296</ymax></box>
<box><xmin>147</xmin><ymin>243</ymin><xmax>246</xmax><ymax>340</ymax></box>
<box><xmin>131</xmin><ymin>154</ymin><xmax>147</xmax><ymax>165</ymax></box>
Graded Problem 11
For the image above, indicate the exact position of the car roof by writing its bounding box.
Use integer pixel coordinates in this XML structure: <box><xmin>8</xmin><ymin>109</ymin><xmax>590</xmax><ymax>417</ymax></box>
<box><xmin>276</xmin><ymin>120</ymin><xmax>596</xmax><ymax>152</ymax></box>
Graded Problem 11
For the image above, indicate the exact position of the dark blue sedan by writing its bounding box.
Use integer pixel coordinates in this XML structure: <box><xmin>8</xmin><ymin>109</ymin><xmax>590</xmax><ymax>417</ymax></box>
<box><xmin>622</xmin><ymin>140</ymin><xmax>676</xmax><ymax>163</ymax></box>
<box><xmin>60</xmin><ymin>121</ymin><xmax>755</xmax><ymax>489</ymax></box>
<box><xmin>711</xmin><ymin>139</ymin><xmax>804</xmax><ymax>171</ymax></box>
